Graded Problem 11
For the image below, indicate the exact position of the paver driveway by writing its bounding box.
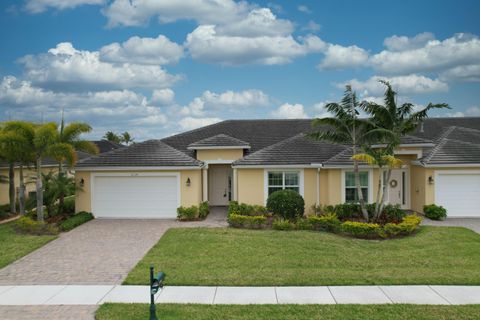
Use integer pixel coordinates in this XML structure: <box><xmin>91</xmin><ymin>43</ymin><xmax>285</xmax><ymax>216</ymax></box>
<box><xmin>422</xmin><ymin>218</ymin><xmax>480</xmax><ymax>233</ymax></box>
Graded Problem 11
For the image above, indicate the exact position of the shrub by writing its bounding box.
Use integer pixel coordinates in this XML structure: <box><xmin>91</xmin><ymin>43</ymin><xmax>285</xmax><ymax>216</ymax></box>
<box><xmin>423</xmin><ymin>204</ymin><xmax>447</xmax><ymax>220</ymax></box>
<box><xmin>272</xmin><ymin>219</ymin><xmax>295</xmax><ymax>231</ymax></box>
<box><xmin>199</xmin><ymin>202</ymin><xmax>209</xmax><ymax>218</ymax></box>
<box><xmin>177</xmin><ymin>206</ymin><xmax>198</xmax><ymax>220</ymax></box>
<box><xmin>332</xmin><ymin>203</ymin><xmax>362</xmax><ymax>220</ymax></box>
<box><xmin>63</xmin><ymin>196</ymin><xmax>76</xmax><ymax>215</ymax></box>
<box><xmin>341</xmin><ymin>221</ymin><xmax>381</xmax><ymax>239</ymax></box>
<box><xmin>308</xmin><ymin>213</ymin><xmax>341</xmax><ymax>232</ymax></box>
<box><xmin>13</xmin><ymin>216</ymin><xmax>59</xmax><ymax>235</ymax></box>
<box><xmin>309</xmin><ymin>204</ymin><xmax>335</xmax><ymax>216</ymax></box>
<box><xmin>59</xmin><ymin>212</ymin><xmax>94</xmax><ymax>231</ymax></box>
<box><xmin>295</xmin><ymin>218</ymin><xmax>313</xmax><ymax>230</ymax></box>
<box><xmin>383</xmin><ymin>214</ymin><xmax>422</xmax><ymax>238</ymax></box>
<box><xmin>267</xmin><ymin>190</ymin><xmax>304</xmax><ymax>219</ymax></box>
<box><xmin>228</xmin><ymin>201</ymin><xmax>268</xmax><ymax>216</ymax></box>
<box><xmin>227</xmin><ymin>214</ymin><xmax>266</xmax><ymax>229</ymax></box>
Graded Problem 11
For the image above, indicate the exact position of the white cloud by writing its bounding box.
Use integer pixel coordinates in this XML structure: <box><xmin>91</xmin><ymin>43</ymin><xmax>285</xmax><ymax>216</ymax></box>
<box><xmin>312</xmin><ymin>102</ymin><xmax>333</xmax><ymax>118</ymax></box>
<box><xmin>444</xmin><ymin>106</ymin><xmax>480</xmax><ymax>118</ymax></box>
<box><xmin>271</xmin><ymin>103</ymin><xmax>308</xmax><ymax>119</ymax></box>
<box><xmin>318</xmin><ymin>44</ymin><xmax>369</xmax><ymax>70</ymax></box>
<box><xmin>180</xmin><ymin>97</ymin><xmax>206</xmax><ymax>117</ymax></box>
<box><xmin>103</xmin><ymin>0</ymin><xmax>250</xmax><ymax>28</ymax></box>
<box><xmin>19</xmin><ymin>42</ymin><xmax>181</xmax><ymax>91</ymax></box>
<box><xmin>339</xmin><ymin>74</ymin><xmax>449</xmax><ymax>95</ymax></box>
<box><xmin>439</xmin><ymin>64</ymin><xmax>480</xmax><ymax>82</ymax></box>
<box><xmin>383</xmin><ymin>32</ymin><xmax>435</xmax><ymax>52</ymax></box>
<box><xmin>179</xmin><ymin>117</ymin><xmax>222</xmax><ymax>130</ymax></box>
<box><xmin>297</xmin><ymin>5</ymin><xmax>312</xmax><ymax>14</ymax></box>
<box><xmin>151</xmin><ymin>89</ymin><xmax>175</xmax><ymax>105</ymax></box>
<box><xmin>24</xmin><ymin>0</ymin><xmax>104</xmax><ymax>13</ymax></box>
<box><xmin>99</xmin><ymin>35</ymin><xmax>184</xmax><ymax>65</ymax></box>
<box><xmin>302</xmin><ymin>20</ymin><xmax>321</xmax><ymax>32</ymax></box>
<box><xmin>371</xmin><ymin>33</ymin><xmax>480</xmax><ymax>77</ymax></box>
<box><xmin>185</xmin><ymin>25</ymin><xmax>324</xmax><ymax>65</ymax></box>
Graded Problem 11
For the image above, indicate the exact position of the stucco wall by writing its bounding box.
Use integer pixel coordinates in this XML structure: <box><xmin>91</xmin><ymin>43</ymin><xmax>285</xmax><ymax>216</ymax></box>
<box><xmin>196</xmin><ymin>149</ymin><xmax>244</xmax><ymax>161</ymax></box>
<box><xmin>236</xmin><ymin>169</ymin><xmax>264</xmax><ymax>205</ymax></box>
<box><xmin>75</xmin><ymin>169</ymin><xmax>203</xmax><ymax>213</ymax></box>
<box><xmin>303</xmin><ymin>168</ymin><xmax>318</xmax><ymax>213</ymax></box>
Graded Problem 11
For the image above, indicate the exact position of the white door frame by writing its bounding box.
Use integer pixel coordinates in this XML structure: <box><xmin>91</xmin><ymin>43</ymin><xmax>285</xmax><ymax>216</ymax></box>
<box><xmin>385</xmin><ymin>167</ymin><xmax>410</xmax><ymax>209</ymax></box>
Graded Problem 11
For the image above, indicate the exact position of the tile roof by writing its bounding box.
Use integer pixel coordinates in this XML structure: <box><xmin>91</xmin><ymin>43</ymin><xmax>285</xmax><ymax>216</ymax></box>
<box><xmin>188</xmin><ymin>134</ymin><xmax>250</xmax><ymax>149</ymax></box>
<box><xmin>76</xmin><ymin>139</ymin><xmax>202</xmax><ymax>167</ymax></box>
<box><xmin>92</xmin><ymin>140</ymin><xmax>125</xmax><ymax>153</ymax></box>
<box><xmin>233</xmin><ymin>134</ymin><xmax>347</xmax><ymax>166</ymax></box>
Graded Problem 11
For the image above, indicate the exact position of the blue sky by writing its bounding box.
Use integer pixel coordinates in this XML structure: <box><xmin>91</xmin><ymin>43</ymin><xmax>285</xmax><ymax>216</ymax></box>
<box><xmin>0</xmin><ymin>0</ymin><xmax>479</xmax><ymax>140</ymax></box>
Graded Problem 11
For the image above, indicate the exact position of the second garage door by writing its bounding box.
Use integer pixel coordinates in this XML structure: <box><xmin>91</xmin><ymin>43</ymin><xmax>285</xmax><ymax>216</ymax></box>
<box><xmin>92</xmin><ymin>174</ymin><xmax>179</xmax><ymax>219</ymax></box>
<box><xmin>435</xmin><ymin>172</ymin><xmax>480</xmax><ymax>218</ymax></box>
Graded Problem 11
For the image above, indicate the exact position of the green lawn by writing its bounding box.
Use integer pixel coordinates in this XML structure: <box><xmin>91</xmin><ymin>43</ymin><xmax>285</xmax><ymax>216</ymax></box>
<box><xmin>124</xmin><ymin>226</ymin><xmax>480</xmax><ymax>286</ymax></box>
<box><xmin>0</xmin><ymin>221</ymin><xmax>57</xmax><ymax>269</ymax></box>
<box><xmin>96</xmin><ymin>304</ymin><xmax>480</xmax><ymax>320</ymax></box>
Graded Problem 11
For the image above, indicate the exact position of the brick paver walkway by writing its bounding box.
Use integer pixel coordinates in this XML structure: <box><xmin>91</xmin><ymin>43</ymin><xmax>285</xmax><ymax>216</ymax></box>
<box><xmin>422</xmin><ymin>217</ymin><xmax>480</xmax><ymax>233</ymax></box>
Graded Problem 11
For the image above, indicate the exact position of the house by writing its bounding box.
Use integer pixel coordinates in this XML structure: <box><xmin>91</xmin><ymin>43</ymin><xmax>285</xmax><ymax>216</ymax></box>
<box><xmin>0</xmin><ymin>140</ymin><xmax>123</xmax><ymax>205</ymax></box>
<box><xmin>75</xmin><ymin>118</ymin><xmax>480</xmax><ymax>219</ymax></box>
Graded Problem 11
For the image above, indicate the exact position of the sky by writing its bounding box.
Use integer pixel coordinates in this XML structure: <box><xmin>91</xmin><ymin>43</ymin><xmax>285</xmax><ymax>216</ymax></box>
<box><xmin>0</xmin><ymin>0</ymin><xmax>479</xmax><ymax>141</ymax></box>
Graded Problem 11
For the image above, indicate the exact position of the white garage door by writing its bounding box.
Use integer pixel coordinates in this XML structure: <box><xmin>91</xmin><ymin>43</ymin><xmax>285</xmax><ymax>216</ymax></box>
<box><xmin>92</xmin><ymin>174</ymin><xmax>179</xmax><ymax>219</ymax></box>
<box><xmin>435</xmin><ymin>172</ymin><xmax>480</xmax><ymax>218</ymax></box>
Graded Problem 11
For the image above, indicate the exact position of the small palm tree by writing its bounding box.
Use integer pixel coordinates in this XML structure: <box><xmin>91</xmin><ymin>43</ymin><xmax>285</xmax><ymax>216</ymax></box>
<box><xmin>121</xmin><ymin>131</ymin><xmax>134</xmax><ymax>146</ymax></box>
<box><xmin>103</xmin><ymin>131</ymin><xmax>122</xmax><ymax>144</ymax></box>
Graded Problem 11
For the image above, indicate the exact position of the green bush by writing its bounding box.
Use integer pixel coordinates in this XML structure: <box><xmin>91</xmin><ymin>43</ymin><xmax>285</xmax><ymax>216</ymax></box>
<box><xmin>341</xmin><ymin>221</ymin><xmax>381</xmax><ymax>239</ymax></box>
<box><xmin>267</xmin><ymin>190</ymin><xmax>304</xmax><ymax>219</ymax></box>
<box><xmin>332</xmin><ymin>203</ymin><xmax>362</xmax><ymax>220</ymax></box>
<box><xmin>59</xmin><ymin>212</ymin><xmax>94</xmax><ymax>231</ymax></box>
<box><xmin>310</xmin><ymin>204</ymin><xmax>335</xmax><ymax>216</ymax></box>
<box><xmin>63</xmin><ymin>196</ymin><xmax>76</xmax><ymax>215</ymax></box>
<box><xmin>308</xmin><ymin>213</ymin><xmax>341</xmax><ymax>232</ymax></box>
<box><xmin>13</xmin><ymin>216</ymin><xmax>59</xmax><ymax>235</ymax></box>
<box><xmin>423</xmin><ymin>204</ymin><xmax>447</xmax><ymax>220</ymax></box>
<box><xmin>199</xmin><ymin>201</ymin><xmax>209</xmax><ymax>218</ymax></box>
<box><xmin>383</xmin><ymin>214</ymin><xmax>422</xmax><ymax>237</ymax></box>
<box><xmin>272</xmin><ymin>219</ymin><xmax>295</xmax><ymax>231</ymax></box>
<box><xmin>227</xmin><ymin>214</ymin><xmax>266</xmax><ymax>229</ymax></box>
<box><xmin>177</xmin><ymin>206</ymin><xmax>199</xmax><ymax>220</ymax></box>
<box><xmin>228</xmin><ymin>201</ymin><xmax>268</xmax><ymax>216</ymax></box>
<box><xmin>295</xmin><ymin>218</ymin><xmax>313</xmax><ymax>230</ymax></box>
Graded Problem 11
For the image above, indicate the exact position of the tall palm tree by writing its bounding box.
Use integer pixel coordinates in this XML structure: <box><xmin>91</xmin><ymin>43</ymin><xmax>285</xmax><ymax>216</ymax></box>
<box><xmin>0</xmin><ymin>121</ymin><xmax>35</xmax><ymax>215</ymax></box>
<box><xmin>121</xmin><ymin>131</ymin><xmax>134</xmax><ymax>146</ymax></box>
<box><xmin>308</xmin><ymin>86</ymin><xmax>373</xmax><ymax>220</ymax></box>
<box><xmin>360</xmin><ymin>80</ymin><xmax>449</xmax><ymax>217</ymax></box>
<box><xmin>33</xmin><ymin>123</ymin><xmax>76</xmax><ymax>221</ymax></box>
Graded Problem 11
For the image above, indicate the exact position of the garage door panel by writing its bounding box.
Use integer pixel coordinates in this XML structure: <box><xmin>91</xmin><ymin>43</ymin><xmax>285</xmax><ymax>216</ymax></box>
<box><xmin>435</xmin><ymin>173</ymin><xmax>480</xmax><ymax>218</ymax></box>
<box><xmin>93</xmin><ymin>175</ymin><xmax>179</xmax><ymax>219</ymax></box>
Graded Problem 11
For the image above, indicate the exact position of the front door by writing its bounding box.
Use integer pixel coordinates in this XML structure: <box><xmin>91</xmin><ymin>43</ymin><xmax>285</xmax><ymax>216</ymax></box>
<box><xmin>386</xmin><ymin>169</ymin><xmax>408</xmax><ymax>209</ymax></box>
<box><xmin>208</xmin><ymin>165</ymin><xmax>232</xmax><ymax>206</ymax></box>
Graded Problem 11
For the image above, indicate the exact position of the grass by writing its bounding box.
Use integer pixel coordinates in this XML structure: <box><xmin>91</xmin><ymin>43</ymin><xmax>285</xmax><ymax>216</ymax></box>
<box><xmin>0</xmin><ymin>221</ymin><xmax>57</xmax><ymax>269</ymax></box>
<box><xmin>124</xmin><ymin>226</ymin><xmax>480</xmax><ymax>286</ymax></box>
<box><xmin>96</xmin><ymin>304</ymin><xmax>480</xmax><ymax>320</ymax></box>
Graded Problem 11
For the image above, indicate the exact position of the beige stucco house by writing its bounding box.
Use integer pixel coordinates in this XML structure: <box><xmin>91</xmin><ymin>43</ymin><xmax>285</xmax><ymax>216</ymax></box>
<box><xmin>75</xmin><ymin>118</ymin><xmax>480</xmax><ymax>219</ymax></box>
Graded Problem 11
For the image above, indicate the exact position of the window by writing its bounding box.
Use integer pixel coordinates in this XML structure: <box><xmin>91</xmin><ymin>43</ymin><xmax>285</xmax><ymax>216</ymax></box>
<box><xmin>268</xmin><ymin>171</ymin><xmax>300</xmax><ymax>196</ymax></box>
<box><xmin>345</xmin><ymin>171</ymin><xmax>369</xmax><ymax>202</ymax></box>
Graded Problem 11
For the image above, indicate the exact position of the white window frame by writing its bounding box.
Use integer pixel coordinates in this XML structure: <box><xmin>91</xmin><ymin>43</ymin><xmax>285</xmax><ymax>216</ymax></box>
<box><xmin>263</xmin><ymin>169</ymin><xmax>304</xmax><ymax>205</ymax></box>
<box><xmin>341</xmin><ymin>169</ymin><xmax>373</xmax><ymax>203</ymax></box>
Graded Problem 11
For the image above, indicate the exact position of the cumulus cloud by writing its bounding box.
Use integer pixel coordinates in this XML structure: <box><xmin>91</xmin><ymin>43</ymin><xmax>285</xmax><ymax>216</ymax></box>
<box><xmin>99</xmin><ymin>35</ymin><xmax>184</xmax><ymax>65</ymax></box>
<box><xmin>444</xmin><ymin>106</ymin><xmax>480</xmax><ymax>118</ymax></box>
<box><xmin>151</xmin><ymin>89</ymin><xmax>175</xmax><ymax>105</ymax></box>
<box><xmin>439</xmin><ymin>64</ymin><xmax>480</xmax><ymax>82</ymax></box>
<box><xmin>318</xmin><ymin>44</ymin><xmax>369</xmax><ymax>69</ymax></box>
<box><xmin>24</xmin><ymin>0</ymin><xmax>104</xmax><ymax>13</ymax></box>
<box><xmin>178</xmin><ymin>116</ymin><xmax>222</xmax><ymax>130</ymax></box>
<box><xmin>271</xmin><ymin>103</ymin><xmax>309</xmax><ymax>119</ymax></box>
<box><xmin>297</xmin><ymin>5</ymin><xmax>312</xmax><ymax>14</ymax></box>
<box><xmin>371</xmin><ymin>33</ymin><xmax>480</xmax><ymax>78</ymax></box>
<box><xmin>383</xmin><ymin>32</ymin><xmax>435</xmax><ymax>52</ymax></box>
<box><xmin>338</xmin><ymin>74</ymin><xmax>449</xmax><ymax>95</ymax></box>
<box><xmin>302</xmin><ymin>20</ymin><xmax>321</xmax><ymax>32</ymax></box>
<box><xmin>19</xmin><ymin>42</ymin><xmax>181</xmax><ymax>91</ymax></box>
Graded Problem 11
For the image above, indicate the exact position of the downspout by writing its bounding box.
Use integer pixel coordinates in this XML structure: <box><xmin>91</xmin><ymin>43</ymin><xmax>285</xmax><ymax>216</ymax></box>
<box><xmin>202</xmin><ymin>164</ymin><xmax>208</xmax><ymax>202</ymax></box>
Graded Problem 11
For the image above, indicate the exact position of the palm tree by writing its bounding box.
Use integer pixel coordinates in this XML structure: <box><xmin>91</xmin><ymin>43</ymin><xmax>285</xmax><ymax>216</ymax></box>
<box><xmin>33</xmin><ymin>123</ymin><xmax>76</xmax><ymax>221</ymax></box>
<box><xmin>360</xmin><ymin>80</ymin><xmax>449</xmax><ymax>218</ymax></box>
<box><xmin>121</xmin><ymin>131</ymin><xmax>134</xmax><ymax>146</ymax></box>
<box><xmin>0</xmin><ymin>121</ymin><xmax>35</xmax><ymax>215</ymax></box>
<box><xmin>308</xmin><ymin>86</ymin><xmax>374</xmax><ymax>220</ymax></box>
<box><xmin>103</xmin><ymin>131</ymin><xmax>122</xmax><ymax>144</ymax></box>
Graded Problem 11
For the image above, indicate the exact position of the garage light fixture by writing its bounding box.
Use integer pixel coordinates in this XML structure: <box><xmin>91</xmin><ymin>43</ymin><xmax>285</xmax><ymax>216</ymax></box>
<box><xmin>79</xmin><ymin>178</ymin><xmax>85</xmax><ymax>187</ymax></box>
<box><xmin>428</xmin><ymin>176</ymin><xmax>434</xmax><ymax>185</ymax></box>
<box><xmin>186</xmin><ymin>177</ymin><xmax>191</xmax><ymax>187</ymax></box>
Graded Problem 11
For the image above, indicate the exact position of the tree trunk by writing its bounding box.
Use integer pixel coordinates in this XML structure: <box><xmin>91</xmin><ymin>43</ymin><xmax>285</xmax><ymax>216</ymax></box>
<box><xmin>374</xmin><ymin>168</ymin><xmax>383</xmax><ymax>217</ymax></box>
<box><xmin>376</xmin><ymin>168</ymin><xmax>392</xmax><ymax>220</ymax></box>
<box><xmin>19</xmin><ymin>164</ymin><xmax>25</xmax><ymax>215</ymax></box>
<box><xmin>353</xmin><ymin>158</ymin><xmax>369</xmax><ymax>222</ymax></box>
<box><xmin>36</xmin><ymin>157</ymin><xmax>44</xmax><ymax>222</ymax></box>
<box><xmin>8</xmin><ymin>163</ymin><xmax>16</xmax><ymax>214</ymax></box>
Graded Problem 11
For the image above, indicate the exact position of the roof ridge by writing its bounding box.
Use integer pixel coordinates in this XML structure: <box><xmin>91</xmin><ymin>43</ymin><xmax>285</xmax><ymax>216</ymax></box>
<box><xmin>161</xmin><ymin>120</ymin><xmax>229</xmax><ymax>141</ymax></box>
<box><xmin>323</xmin><ymin>146</ymin><xmax>353</xmax><ymax>164</ymax></box>
<box><xmin>423</xmin><ymin>138</ymin><xmax>449</xmax><ymax>164</ymax></box>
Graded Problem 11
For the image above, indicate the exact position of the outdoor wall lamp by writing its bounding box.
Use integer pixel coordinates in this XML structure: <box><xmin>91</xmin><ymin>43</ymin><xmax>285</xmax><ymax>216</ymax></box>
<box><xmin>428</xmin><ymin>176</ymin><xmax>434</xmax><ymax>185</ymax></box>
<box><xmin>186</xmin><ymin>177</ymin><xmax>191</xmax><ymax>187</ymax></box>
<box><xmin>79</xmin><ymin>178</ymin><xmax>85</xmax><ymax>187</ymax></box>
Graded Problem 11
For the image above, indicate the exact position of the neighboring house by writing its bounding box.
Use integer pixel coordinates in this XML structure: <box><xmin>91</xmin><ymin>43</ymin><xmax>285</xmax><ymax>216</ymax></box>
<box><xmin>0</xmin><ymin>140</ymin><xmax>123</xmax><ymax>205</ymax></box>
<box><xmin>75</xmin><ymin>118</ymin><xmax>480</xmax><ymax>219</ymax></box>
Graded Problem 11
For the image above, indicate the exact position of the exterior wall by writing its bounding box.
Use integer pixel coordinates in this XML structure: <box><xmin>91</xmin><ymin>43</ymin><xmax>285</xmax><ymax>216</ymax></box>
<box><xmin>196</xmin><ymin>149</ymin><xmax>244</xmax><ymax>161</ymax></box>
<box><xmin>303</xmin><ymin>168</ymin><xmax>317</xmax><ymax>213</ymax></box>
<box><xmin>236</xmin><ymin>169</ymin><xmax>264</xmax><ymax>205</ymax></box>
<box><xmin>75</xmin><ymin>169</ymin><xmax>203</xmax><ymax>213</ymax></box>
<box><xmin>0</xmin><ymin>167</ymin><xmax>58</xmax><ymax>205</ymax></box>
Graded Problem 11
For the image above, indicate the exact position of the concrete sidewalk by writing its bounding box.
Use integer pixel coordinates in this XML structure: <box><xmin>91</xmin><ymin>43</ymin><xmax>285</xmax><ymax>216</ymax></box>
<box><xmin>1</xmin><ymin>285</ymin><xmax>479</xmax><ymax>306</ymax></box>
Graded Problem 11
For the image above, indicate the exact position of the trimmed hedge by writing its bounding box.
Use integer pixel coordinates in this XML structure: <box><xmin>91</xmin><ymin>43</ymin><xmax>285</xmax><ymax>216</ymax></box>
<box><xmin>177</xmin><ymin>202</ymin><xmax>210</xmax><ymax>221</ymax></box>
<box><xmin>341</xmin><ymin>221</ymin><xmax>381</xmax><ymax>239</ymax></box>
<box><xmin>423</xmin><ymin>204</ymin><xmax>447</xmax><ymax>220</ymax></box>
<box><xmin>59</xmin><ymin>212</ymin><xmax>94</xmax><ymax>231</ymax></box>
<box><xmin>228</xmin><ymin>201</ymin><xmax>268</xmax><ymax>216</ymax></box>
<box><xmin>267</xmin><ymin>190</ymin><xmax>304</xmax><ymax>219</ymax></box>
<box><xmin>341</xmin><ymin>215</ymin><xmax>423</xmax><ymax>239</ymax></box>
<box><xmin>308</xmin><ymin>213</ymin><xmax>341</xmax><ymax>232</ymax></box>
<box><xmin>228</xmin><ymin>214</ymin><xmax>267</xmax><ymax>229</ymax></box>
<box><xmin>13</xmin><ymin>216</ymin><xmax>59</xmax><ymax>235</ymax></box>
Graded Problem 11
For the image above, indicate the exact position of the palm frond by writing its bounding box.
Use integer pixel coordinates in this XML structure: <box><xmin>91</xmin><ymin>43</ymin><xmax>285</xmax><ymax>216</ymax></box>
<box><xmin>307</xmin><ymin>131</ymin><xmax>351</xmax><ymax>144</ymax></box>
<box><xmin>381</xmin><ymin>155</ymin><xmax>403</xmax><ymax>169</ymax></box>
<box><xmin>73</xmin><ymin>140</ymin><xmax>99</xmax><ymax>155</ymax></box>
<box><xmin>61</xmin><ymin>122</ymin><xmax>92</xmax><ymax>142</ymax></box>
<box><xmin>47</xmin><ymin>143</ymin><xmax>77</xmax><ymax>167</ymax></box>
<box><xmin>351</xmin><ymin>153</ymin><xmax>377</xmax><ymax>165</ymax></box>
